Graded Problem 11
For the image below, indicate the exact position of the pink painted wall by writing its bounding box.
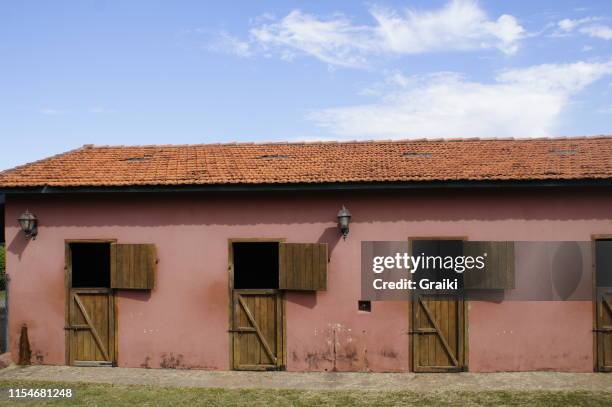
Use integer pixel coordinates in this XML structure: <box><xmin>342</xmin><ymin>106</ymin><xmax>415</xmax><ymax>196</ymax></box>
<box><xmin>4</xmin><ymin>187</ymin><xmax>612</xmax><ymax>372</ymax></box>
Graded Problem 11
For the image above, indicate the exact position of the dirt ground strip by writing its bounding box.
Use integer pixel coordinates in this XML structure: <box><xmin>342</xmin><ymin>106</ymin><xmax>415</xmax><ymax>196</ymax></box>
<box><xmin>0</xmin><ymin>366</ymin><xmax>610</xmax><ymax>391</ymax></box>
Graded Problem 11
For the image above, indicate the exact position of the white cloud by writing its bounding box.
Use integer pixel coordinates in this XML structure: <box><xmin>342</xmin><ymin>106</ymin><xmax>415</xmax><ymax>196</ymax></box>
<box><xmin>557</xmin><ymin>17</ymin><xmax>597</xmax><ymax>32</ymax></box>
<box><xmin>41</xmin><ymin>107</ymin><xmax>117</xmax><ymax>115</ymax></box>
<box><xmin>555</xmin><ymin>17</ymin><xmax>612</xmax><ymax>40</ymax></box>
<box><xmin>597</xmin><ymin>105</ymin><xmax>612</xmax><ymax>114</ymax></box>
<box><xmin>308</xmin><ymin>61</ymin><xmax>612</xmax><ymax>138</ymax></box>
<box><xmin>207</xmin><ymin>31</ymin><xmax>253</xmax><ymax>58</ymax></box>
<box><xmin>250</xmin><ymin>10</ymin><xmax>378</xmax><ymax>67</ymax></box>
<box><xmin>496</xmin><ymin>61</ymin><xmax>612</xmax><ymax>93</ymax></box>
<box><xmin>90</xmin><ymin>107</ymin><xmax>117</xmax><ymax>114</ymax></box>
<box><xmin>219</xmin><ymin>0</ymin><xmax>525</xmax><ymax>68</ymax></box>
<box><xmin>368</xmin><ymin>1</ymin><xmax>524</xmax><ymax>55</ymax></box>
<box><xmin>580</xmin><ymin>25</ymin><xmax>612</xmax><ymax>40</ymax></box>
<box><xmin>40</xmin><ymin>108</ymin><xmax>70</xmax><ymax>116</ymax></box>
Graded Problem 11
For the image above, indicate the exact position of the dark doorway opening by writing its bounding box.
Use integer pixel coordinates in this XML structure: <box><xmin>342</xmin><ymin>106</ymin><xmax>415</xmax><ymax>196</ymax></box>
<box><xmin>596</xmin><ymin>239</ymin><xmax>612</xmax><ymax>288</ymax></box>
<box><xmin>233</xmin><ymin>242</ymin><xmax>279</xmax><ymax>289</ymax></box>
<box><xmin>70</xmin><ymin>243</ymin><xmax>110</xmax><ymax>288</ymax></box>
<box><xmin>411</xmin><ymin>239</ymin><xmax>465</xmax><ymax>290</ymax></box>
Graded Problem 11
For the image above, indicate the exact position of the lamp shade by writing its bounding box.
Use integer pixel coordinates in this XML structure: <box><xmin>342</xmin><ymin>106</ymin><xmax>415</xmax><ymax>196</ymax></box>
<box><xmin>18</xmin><ymin>210</ymin><xmax>37</xmax><ymax>239</ymax></box>
<box><xmin>337</xmin><ymin>206</ymin><xmax>351</xmax><ymax>239</ymax></box>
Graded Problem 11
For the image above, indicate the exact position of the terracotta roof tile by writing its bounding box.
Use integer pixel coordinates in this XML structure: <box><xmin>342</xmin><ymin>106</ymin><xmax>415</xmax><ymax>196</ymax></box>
<box><xmin>0</xmin><ymin>137</ymin><xmax>611</xmax><ymax>188</ymax></box>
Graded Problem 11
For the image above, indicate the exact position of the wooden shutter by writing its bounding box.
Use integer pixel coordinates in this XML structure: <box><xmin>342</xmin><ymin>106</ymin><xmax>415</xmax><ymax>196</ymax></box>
<box><xmin>279</xmin><ymin>243</ymin><xmax>327</xmax><ymax>291</ymax></box>
<box><xmin>463</xmin><ymin>241</ymin><xmax>515</xmax><ymax>289</ymax></box>
<box><xmin>110</xmin><ymin>244</ymin><xmax>156</xmax><ymax>289</ymax></box>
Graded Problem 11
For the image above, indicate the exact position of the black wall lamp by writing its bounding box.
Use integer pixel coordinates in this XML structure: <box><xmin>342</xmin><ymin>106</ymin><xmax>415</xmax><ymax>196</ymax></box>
<box><xmin>18</xmin><ymin>210</ymin><xmax>38</xmax><ymax>240</ymax></box>
<box><xmin>337</xmin><ymin>205</ymin><xmax>351</xmax><ymax>240</ymax></box>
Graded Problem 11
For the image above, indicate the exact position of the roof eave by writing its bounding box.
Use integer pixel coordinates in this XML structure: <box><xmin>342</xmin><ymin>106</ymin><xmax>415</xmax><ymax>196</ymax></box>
<box><xmin>1</xmin><ymin>178</ymin><xmax>611</xmax><ymax>194</ymax></box>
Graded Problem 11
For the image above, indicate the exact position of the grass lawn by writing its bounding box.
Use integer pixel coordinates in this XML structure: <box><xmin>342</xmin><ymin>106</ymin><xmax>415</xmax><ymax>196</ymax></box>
<box><xmin>0</xmin><ymin>380</ymin><xmax>611</xmax><ymax>407</ymax></box>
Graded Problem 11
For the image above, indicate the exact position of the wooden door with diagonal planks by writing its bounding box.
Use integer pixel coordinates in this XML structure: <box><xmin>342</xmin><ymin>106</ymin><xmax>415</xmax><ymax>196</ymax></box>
<box><xmin>596</xmin><ymin>239</ymin><xmax>612</xmax><ymax>372</ymax></box>
<box><xmin>68</xmin><ymin>288</ymin><xmax>115</xmax><ymax>366</ymax></box>
<box><xmin>231</xmin><ymin>289</ymin><xmax>283</xmax><ymax>370</ymax></box>
<box><xmin>597</xmin><ymin>292</ymin><xmax>612</xmax><ymax>371</ymax></box>
<box><xmin>411</xmin><ymin>294</ymin><xmax>465</xmax><ymax>372</ymax></box>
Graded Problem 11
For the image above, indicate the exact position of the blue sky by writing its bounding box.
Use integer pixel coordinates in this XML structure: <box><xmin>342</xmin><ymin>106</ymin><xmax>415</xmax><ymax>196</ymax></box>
<box><xmin>1</xmin><ymin>0</ymin><xmax>611</xmax><ymax>170</ymax></box>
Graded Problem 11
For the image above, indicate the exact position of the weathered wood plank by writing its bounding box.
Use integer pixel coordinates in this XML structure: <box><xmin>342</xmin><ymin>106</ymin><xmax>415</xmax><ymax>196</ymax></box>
<box><xmin>74</xmin><ymin>294</ymin><xmax>110</xmax><ymax>361</ymax></box>
<box><xmin>412</xmin><ymin>294</ymin><xmax>464</xmax><ymax>373</ymax></box>
<box><xmin>279</xmin><ymin>243</ymin><xmax>328</xmax><ymax>291</ymax></box>
<box><xmin>69</xmin><ymin>289</ymin><xmax>114</xmax><ymax>365</ymax></box>
<box><xmin>111</xmin><ymin>244</ymin><xmax>156</xmax><ymax>289</ymax></box>
<box><xmin>231</xmin><ymin>291</ymin><xmax>282</xmax><ymax>370</ymax></box>
<box><xmin>464</xmin><ymin>241</ymin><xmax>515</xmax><ymax>289</ymax></box>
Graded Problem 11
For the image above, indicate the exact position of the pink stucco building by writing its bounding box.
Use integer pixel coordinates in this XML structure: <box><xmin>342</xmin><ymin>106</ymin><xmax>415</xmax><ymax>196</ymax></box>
<box><xmin>1</xmin><ymin>137</ymin><xmax>611</xmax><ymax>372</ymax></box>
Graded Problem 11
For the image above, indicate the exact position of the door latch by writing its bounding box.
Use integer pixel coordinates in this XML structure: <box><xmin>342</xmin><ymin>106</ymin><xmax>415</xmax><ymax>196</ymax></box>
<box><xmin>593</xmin><ymin>328</ymin><xmax>612</xmax><ymax>333</ymax></box>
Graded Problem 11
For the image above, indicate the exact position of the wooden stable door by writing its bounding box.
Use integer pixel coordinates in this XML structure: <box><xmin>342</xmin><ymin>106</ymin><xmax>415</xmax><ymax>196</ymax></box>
<box><xmin>68</xmin><ymin>288</ymin><xmax>115</xmax><ymax>366</ymax></box>
<box><xmin>231</xmin><ymin>289</ymin><xmax>283</xmax><ymax>370</ymax></box>
<box><xmin>596</xmin><ymin>239</ymin><xmax>612</xmax><ymax>372</ymax></box>
<box><xmin>597</xmin><ymin>292</ymin><xmax>612</xmax><ymax>371</ymax></box>
<box><xmin>411</xmin><ymin>294</ymin><xmax>465</xmax><ymax>372</ymax></box>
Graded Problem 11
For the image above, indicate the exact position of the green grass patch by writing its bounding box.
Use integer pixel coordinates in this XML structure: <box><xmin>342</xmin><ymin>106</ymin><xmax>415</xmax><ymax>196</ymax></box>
<box><xmin>0</xmin><ymin>379</ymin><xmax>610</xmax><ymax>407</ymax></box>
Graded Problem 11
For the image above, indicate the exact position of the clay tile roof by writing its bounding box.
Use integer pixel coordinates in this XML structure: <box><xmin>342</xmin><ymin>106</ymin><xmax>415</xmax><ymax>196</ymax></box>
<box><xmin>0</xmin><ymin>137</ymin><xmax>611</xmax><ymax>188</ymax></box>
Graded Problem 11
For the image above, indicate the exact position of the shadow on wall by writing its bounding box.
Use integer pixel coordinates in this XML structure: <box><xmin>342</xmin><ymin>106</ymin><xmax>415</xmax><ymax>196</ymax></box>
<box><xmin>317</xmin><ymin>226</ymin><xmax>341</xmax><ymax>257</ymax></box>
<box><xmin>6</xmin><ymin>233</ymin><xmax>27</xmax><ymax>259</ymax></box>
<box><xmin>282</xmin><ymin>226</ymin><xmax>342</xmax><ymax>310</ymax></box>
<box><xmin>286</xmin><ymin>292</ymin><xmax>317</xmax><ymax>309</ymax></box>
<box><xmin>116</xmin><ymin>291</ymin><xmax>152</xmax><ymax>303</ymax></box>
<box><xmin>5</xmin><ymin>187</ymin><xmax>612</xmax><ymax>229</ymax></box>
<box><xmin>552</xmin><ymin>241</ymin><xmax>584</xmax><ymax>300</ymax></box>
